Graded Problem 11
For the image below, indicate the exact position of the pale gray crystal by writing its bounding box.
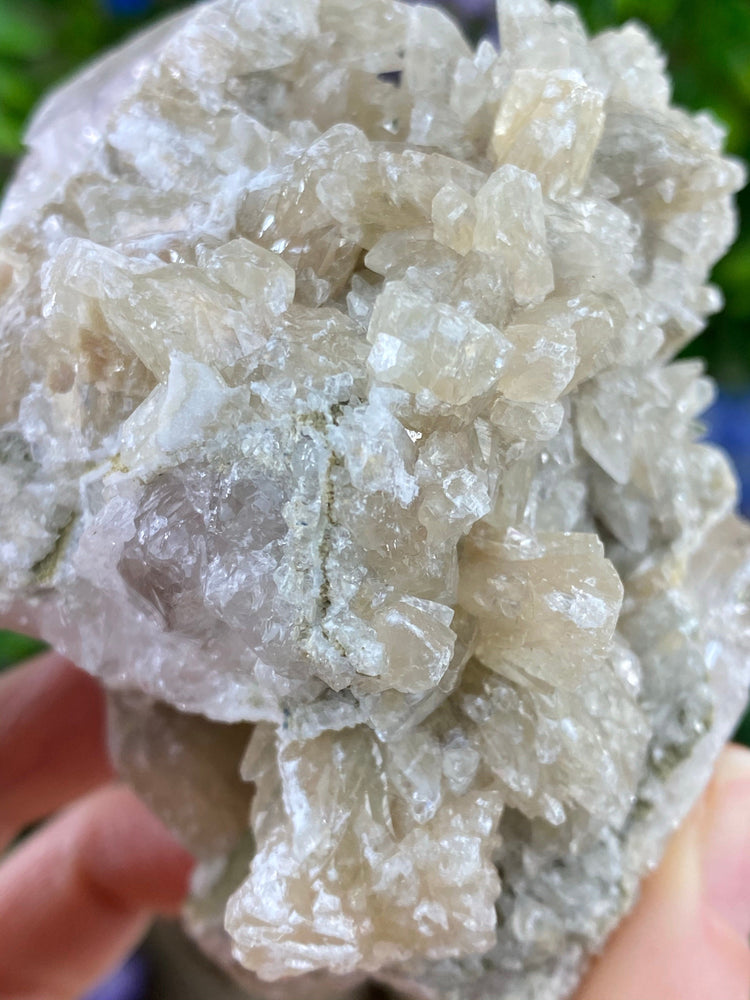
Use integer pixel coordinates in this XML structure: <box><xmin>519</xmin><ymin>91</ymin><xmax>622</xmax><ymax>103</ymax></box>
<box><xmin>0</xmin><ymin>1</ymin><xmax>748</xmax><ymax>998</ymax></box>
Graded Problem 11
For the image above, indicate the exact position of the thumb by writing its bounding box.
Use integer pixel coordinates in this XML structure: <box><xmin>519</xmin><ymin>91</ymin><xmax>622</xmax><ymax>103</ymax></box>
<box><xmin>576</xmin><ymin>745</ymin><xmax>750</xmax><ymax>1000</ymax></box>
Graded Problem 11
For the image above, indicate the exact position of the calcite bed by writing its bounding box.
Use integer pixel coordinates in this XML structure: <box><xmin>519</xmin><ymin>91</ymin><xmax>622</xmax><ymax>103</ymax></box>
<box><xmin>1</xmin><ymin>1</ymin><xmax>749</xmax><ymax>998</ymax></box>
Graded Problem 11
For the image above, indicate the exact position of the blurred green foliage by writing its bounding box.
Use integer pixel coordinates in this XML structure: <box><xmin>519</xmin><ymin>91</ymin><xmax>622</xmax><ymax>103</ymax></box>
<box><xmin>0</xmin><ymin>629</ymin><xmax>46</xmax><ymax>669</ymax></box>
<box><xmin>575</xmin><ymin>0</ymin><xmax>750</xmax><ymax>386</ymax></box>
<box><xmin>735</xmin><ymin>710</ymin><xmax>750</xmax><ymax>747</ymax></box>
<box><xmin>0</xmin><ymin>0</ymin><xmax>189</xmax><ymax>169</ymax></box>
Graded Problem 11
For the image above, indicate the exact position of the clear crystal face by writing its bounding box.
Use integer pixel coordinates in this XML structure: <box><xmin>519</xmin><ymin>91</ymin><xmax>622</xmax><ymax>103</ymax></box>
<box><xmin>0</xmin><ymin>1</ymin><xmax>749</xmax><ymax>998</ymax></box>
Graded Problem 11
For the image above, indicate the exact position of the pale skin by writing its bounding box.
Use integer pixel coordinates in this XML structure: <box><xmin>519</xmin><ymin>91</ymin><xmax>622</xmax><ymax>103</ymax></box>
<box><xmin>0</xmin><ymin>641</ymin><xmax>748</xmax><ymax>999</ymax></box>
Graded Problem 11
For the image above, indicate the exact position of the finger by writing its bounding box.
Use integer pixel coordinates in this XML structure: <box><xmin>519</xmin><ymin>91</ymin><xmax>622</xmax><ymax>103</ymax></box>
<box><xmin>576</xmin><ymin>745</ymin><xmax>750</xmax><ymax>1000</ymax></box>
<box><xmin>0</xmin><ymin>653</ymin><xmax>114</xmax><ymax>851</ymax></box>
<box><xmin>0</xmin><ymin>783</ymin><xmax>194</xmax><ymax>1000</ymax></box>
<box><xmin>702</xmin><ymin>745</ymin><xmax>750</xmax><ymax>937</ymax></box>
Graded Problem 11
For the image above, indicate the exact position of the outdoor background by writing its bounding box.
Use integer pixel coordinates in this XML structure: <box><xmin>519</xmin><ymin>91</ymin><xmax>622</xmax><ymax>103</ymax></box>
<box><xmin>0</xmin><ymin>0</ymin><xmax>748</xmax><ymax>723</ymax></box>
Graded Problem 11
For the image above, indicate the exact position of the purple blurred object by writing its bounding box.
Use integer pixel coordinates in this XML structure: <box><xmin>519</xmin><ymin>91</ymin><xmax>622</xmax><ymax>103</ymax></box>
<box><xmin>445</xmin><ymin>0</ymin><xmax>496</xmax><ymax>15</ymax></box>
<box><xmin>82</xmin><ymin>952</ymin><xmax>149</xmax><ymax>1000</ymax></box>
<box><xmin>704</xmin><ymin>390</ymin><xmax>750</xmax><ymax>518</ymax></box>
<box><xmin>103</xmin><ymin>0</ymin><xmax>154</xmax><ymax>16</ymax></box>
<box><xmin>403</xmin><ymin>0</ymin><xmax>497</xmax><ymax>32</ymax></box>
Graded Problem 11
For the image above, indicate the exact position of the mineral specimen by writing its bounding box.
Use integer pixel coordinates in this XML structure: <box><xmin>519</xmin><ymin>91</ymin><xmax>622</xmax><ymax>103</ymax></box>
<box><xmin>0</xmin><ymin>0</ymin><xmax>748</xmax><ymax>998</ymax></box>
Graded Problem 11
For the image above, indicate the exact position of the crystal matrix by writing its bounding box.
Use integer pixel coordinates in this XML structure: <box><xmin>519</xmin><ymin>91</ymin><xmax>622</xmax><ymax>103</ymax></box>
<box><xmin>0</xmin><ymin>1</ymin><xmax>748</xmax><ymax>998</ymax></box>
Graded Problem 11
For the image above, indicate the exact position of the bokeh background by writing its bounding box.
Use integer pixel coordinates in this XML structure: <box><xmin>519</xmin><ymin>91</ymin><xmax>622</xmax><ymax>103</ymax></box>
<box><xmin>0</xmin><ymin>1</ymin><xmax>748</xmax><ymax>994</ymax></box>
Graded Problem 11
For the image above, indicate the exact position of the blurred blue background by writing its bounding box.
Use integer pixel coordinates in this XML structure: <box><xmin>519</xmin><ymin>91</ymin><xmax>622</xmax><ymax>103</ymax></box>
<box><xmin>0</xmin><ymin>2</ymin><xmax>748</xmax><ymax>995</ymax></box>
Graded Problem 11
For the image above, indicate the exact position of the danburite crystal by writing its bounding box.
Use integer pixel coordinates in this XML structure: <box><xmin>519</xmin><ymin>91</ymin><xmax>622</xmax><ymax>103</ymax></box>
<box><xmin>0</xmin><ymin>0</ymin><xmax>748</xmax><ymax>997</ymax></box>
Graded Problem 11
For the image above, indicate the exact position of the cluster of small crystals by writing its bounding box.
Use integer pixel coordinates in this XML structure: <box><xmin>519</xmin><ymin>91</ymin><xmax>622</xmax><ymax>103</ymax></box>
<box><xmin>1</xmin><ymin>1</ymin><xmax>749</xmax><ymax>998</ymax></box>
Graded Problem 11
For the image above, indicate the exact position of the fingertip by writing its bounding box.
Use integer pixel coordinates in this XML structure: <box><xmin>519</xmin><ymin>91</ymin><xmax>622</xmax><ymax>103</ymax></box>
<box><xmin>0</xmin><ymin>784</ymin><xmax>194</xmax><ymax>1000</ymax></box>
<box><xmin>76</xmin><ymin>785</ymin><xmax>195</xmax><ymax>914</ymax></box>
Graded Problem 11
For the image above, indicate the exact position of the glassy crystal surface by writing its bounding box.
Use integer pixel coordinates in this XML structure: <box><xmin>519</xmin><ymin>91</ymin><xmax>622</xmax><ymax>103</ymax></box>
<box><xmin>0</xmin><ymin>1</ymin><xmax>748</xmax><ymax>998</ymax></box>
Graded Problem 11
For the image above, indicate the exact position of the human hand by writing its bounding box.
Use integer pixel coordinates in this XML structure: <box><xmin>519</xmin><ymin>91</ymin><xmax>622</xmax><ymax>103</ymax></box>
<box><xmin>0</xmin><ymin>649</ymin><xmax>194</xmax><ymax>1000</ymax></box>
<box><xmin>0</xmin><ymin>643</ymin><xmax>748</xmax><ymax>1000</ymax></box>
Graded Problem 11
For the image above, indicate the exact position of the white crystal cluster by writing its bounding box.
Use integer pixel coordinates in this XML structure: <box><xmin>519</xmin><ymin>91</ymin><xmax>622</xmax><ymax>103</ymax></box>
<box><xmin>1</xmin><ymin>1</ymin><xmax>749</xmax><ymax>998</ymax></box>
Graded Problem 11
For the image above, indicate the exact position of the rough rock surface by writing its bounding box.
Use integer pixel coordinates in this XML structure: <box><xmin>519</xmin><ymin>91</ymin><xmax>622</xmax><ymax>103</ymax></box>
<box><xmin>0</xmin><ymin>1</ymin><xmax>749</xmax><ymax>998</ymax></box>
